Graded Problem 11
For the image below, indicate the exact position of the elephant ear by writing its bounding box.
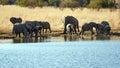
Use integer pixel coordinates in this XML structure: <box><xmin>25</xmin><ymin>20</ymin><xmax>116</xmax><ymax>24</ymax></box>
<box><xmin>10</xmin><ymin>17</ymin><xmax>16</xmax><ymax>24</ymax></box>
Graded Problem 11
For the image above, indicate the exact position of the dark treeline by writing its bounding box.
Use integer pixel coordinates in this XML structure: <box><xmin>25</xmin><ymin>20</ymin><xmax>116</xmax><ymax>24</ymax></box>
<box><xmin>0</xmin><ymin>0</ymin><xmax>120</xmax><ymax>8</ymax></box>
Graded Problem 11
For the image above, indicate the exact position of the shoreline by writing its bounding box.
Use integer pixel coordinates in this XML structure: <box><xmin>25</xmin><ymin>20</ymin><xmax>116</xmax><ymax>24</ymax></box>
<box><xmin>0</xmin><ymin>29</ymin><xmax>120</xmax><ymax>39</ymax></box>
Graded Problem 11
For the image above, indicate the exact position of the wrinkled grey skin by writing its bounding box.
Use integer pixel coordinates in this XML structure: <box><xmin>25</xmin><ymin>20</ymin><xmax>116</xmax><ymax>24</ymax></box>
<box><xmin>10</xmin><ymin>17</ymin><xmax>22</xmax><ymax>24</ymax></box>
<box><xmin>12</xmin><ymin>24</ymin><xmax>28</xmax><ymax>37</ymax></box>
<box><xmin>96</xmin><ymin>23</ymin><xmax>105</xmax><ymax>34</ymax></box>
<box><xmin>63</xmin><ymin>16</ymin><xmax>79</xmax><ymax>34</ymax></box>
<box><xmin>66</xmin><ymin>24</ymin><xmax>74</xmax><ymax>34</ymax></box>
<box><xmin>80</xmin><ymin>22</ymin><xmax>97</xmax><ymax>35</ymax></box>
<box><xmin>39</xmin><ymin>21</ymin><xmax>52</xmax><ymax>33</ymax></box>
<box><xmin>101</xmin><ymin>21</ymin><xmax>111</xmax><ymax>35</ymax></box>
<box><xmin>25</xmin><ymin>21</ymin><xmax>43</xmax><ymax>37</ymax></box>
<box><xmin>96</xmin><ymin>21</ymin><xmax>111</xmax><ymax>35</ymax></box>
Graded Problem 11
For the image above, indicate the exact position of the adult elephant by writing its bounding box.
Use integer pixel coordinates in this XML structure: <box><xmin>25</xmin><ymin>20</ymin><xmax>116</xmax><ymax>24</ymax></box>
<box><xmin>12</xmin><ymin>21</ymin><xmax>42</xmax><ymax>38</ymax></box>
<box><xmin>25</xmin><ymin>21</ymin><xmax>43</xmax><ymax>37</ymax></box>
<box><xmin>12</xmin><ymin>24</ymin><xmax>28</xmax><ymax>37</ymax></box>
<box><xmin>62</xmin><ymin>16</ymin><xmax>79</xmax><ymax>34</ymax></box>
<box><xmin>97</xmin><ymin>21</ymin><xmax>111</xmax><ymax>35</ymax></box>
<box><xmin>80</xmin><ymin>22</ymin><xmax>97</xmax><ymax>36</ymax></box>
<box><xmin>96</xmin><ymin>23</ymin><xmax>105</xmax><ymax>35</ymax></box>
<box><xmin>101</xmin><ymin>21</ymin><xmax>111</xmax><ymax>35</ymax></box>
<box><xmin>10</xmin><ymin>17</ymin><xmax>22</xmax><ymax>24</ymax></box>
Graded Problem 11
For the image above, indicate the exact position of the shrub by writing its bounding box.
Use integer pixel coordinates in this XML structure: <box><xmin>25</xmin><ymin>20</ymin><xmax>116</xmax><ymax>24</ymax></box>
<box><xmin>87</xmin><ymin>0</ymin><xmax>115</xmax><ymax>8</ymax></box>
<box><xmin>60</xmin><ymin>0</ymin><xmax>80</xmax><ymax>8</ymax></box>
<box><xmin>0</xmin><ymin>0</ymin><xmax>8</xmax><ymax>5</ymax></box>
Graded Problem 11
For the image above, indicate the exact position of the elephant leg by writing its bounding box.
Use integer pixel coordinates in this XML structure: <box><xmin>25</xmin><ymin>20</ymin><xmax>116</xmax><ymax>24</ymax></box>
<box><xmin>45</xmin><ymin>29</ymin><xmax>47</xmax><ymax>33</ymax></box>
<box><xmin>16</xmin><ymin>33</ymin><xmax>18</xmax><ymax>37</ymax></box>
<box><xmin>19</xmin><ymin>33</ymin><xmax>21</xmax><ymax>37</ymax></box>
<box><xmin>63</xmin><ymin>24</ymin><xmax>67</xmax><ymax>34</ymax></box>
<box><xmin>39</xmin><ymin>30</ymin><xmax>41</xmax><ymax>36</ymax></box>
<box><xmin>74</xmin><ymin>26</ymin><xmax>77</xmax><ymax>34</ymax></box>
<box><xmin>35</xmin><ymin>32</ymin><xmax>38</xmax><ymax>38</ymax></box>
<box><xmin>82</xmin><ymin>31</ymin><xmax>84</xmax><ymax>35</ymax></box>
<box><xmin>79</xmin><ymin>31</ymin><xmax>82</xmax><ymax>35</ymax></box>
<box><xmin>49</xmin><ymin>27</ymin><xmax>52</xmax><ymax>33</ymax></box>
<box><xmin>90</xmin><ymin>29</ymin><xmax>94</xmax><ymax>35</ymax></box>
<box><xmin>43</xmin><ymin>29</ymin><xmax>44</xmax><ymax>34</ymax></box>
<box><xmin>77</xmin><ymin>26</ymin><xmax>80</xmax><ymax>32</ymax></box>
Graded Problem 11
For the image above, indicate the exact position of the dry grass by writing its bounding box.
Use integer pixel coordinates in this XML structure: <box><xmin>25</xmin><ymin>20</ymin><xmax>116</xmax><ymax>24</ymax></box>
<box><xmin>0</xmin><ymin>5</ymin><xmax>120</xmax><ymax>33</ymax></box>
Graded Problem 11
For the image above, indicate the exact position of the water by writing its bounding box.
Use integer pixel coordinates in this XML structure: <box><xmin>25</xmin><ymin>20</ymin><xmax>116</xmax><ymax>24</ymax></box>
<box><xmin>0</xmin><ymin>35</ymin><xmax>120</xmax><ymax>68</ymax></box>
<box><xmin>0</xmin><ymin>41</ymin><xmax>120</xmax><ymax>68</ymax></box>
<box><xmin>0</xmin><ymin>34</ymin><xmax>120</xmax><ymax>43</ymax></box>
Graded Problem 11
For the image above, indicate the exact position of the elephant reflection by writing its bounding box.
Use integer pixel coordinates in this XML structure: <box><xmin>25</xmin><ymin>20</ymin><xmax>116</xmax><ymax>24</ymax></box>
<box><xmin>96</xmin><ymin>35</ymin><xmax>110</xmax><ymax>40</ymax></box>
<box><xmin>64</xmin><ymin>35</ymin><xmax>79</xmax><ymax>41</ymax></box>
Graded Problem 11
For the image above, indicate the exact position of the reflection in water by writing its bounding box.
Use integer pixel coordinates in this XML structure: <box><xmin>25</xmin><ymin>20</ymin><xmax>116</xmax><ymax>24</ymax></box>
<box><xmin>13</xmin><ymin>36</ymin><xmax>48</xmax><ymax>43</ymax></box>
<box><xmin>81</xmin><ymin>35</ymin><xmax>110</xmax><ymax>40</ymax></box>
<box><xmin>96</xmin><ymin>35</ymin><xmax>110</xmax><ymax>40</ymax></box>
<box><xmin>63</xmin><ymin>34</ymin><xmax>80</xmax><ymax>41</ymax></box>
<box><xmin>12</xmin><ymin>34</ymin><xmax>112</xmax><ymax>43</ymax></box>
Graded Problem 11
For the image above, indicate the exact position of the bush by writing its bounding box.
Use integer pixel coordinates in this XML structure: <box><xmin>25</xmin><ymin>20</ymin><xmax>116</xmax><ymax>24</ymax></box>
<box><xmin>0</xmin><ymin>0</ymin><xmax>8</xmax><ymax>5</ymax></box>
<box><xmin>87</xmin><ymin>0</ymin><xmax>115</xmax><ymax>8</ymax></box>
<box><xmin>60</xmin><ymin>0</ymin><xmax>80</xmax><ymax>8</ymax></box>
<box><xmin>48</xmin><ymin>0</ymin><xmax>61</xmax><ymax>7</ymax></box>
<box><xmin>15</xmin><ymin>0</ymin><xmax>48</xmax><ymax>7</ymax></box>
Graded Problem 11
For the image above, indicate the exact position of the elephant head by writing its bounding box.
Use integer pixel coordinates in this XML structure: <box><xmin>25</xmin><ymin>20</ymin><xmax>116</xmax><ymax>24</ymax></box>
<box><xmin>10</xmin><ymin>17</ymin><xmax>22</xmax><ymax>24</ymax></box>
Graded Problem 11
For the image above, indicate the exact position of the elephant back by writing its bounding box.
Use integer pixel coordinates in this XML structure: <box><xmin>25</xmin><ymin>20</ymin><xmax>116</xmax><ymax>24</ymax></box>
<box><xmin>41</xmin><ymin>22</ymin><xmax>50</xmax><ymax>29</ymax></box>
<box><xmin>101</xmin><ymin>21</ymin><xmax>109</xmax><ymax>27</ymax></box>
<box><xmin>65</xmin><ymin>16</ymin><xmax>79</xmax><ymax>26</ymax></box>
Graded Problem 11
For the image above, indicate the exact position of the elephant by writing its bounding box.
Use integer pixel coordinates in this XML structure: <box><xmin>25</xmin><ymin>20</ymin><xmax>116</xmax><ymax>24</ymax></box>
<box><xmin>62</xmin><ymin>16</ymin><xmax>79</xmax><ymax>34</ymax></box>
<box><xmin>101</xmin><ymin>21</ymin><xmax>111</xmax><ymax>35</ymax></box>
<box><xmin>66</xmin><ymin>24</ymin><xmax>74</xmax><ymax>34</ymax></box>
<box><xmin>96</xmin><ymin>21</ymin><xmax>111</xmax><ymax>35</ymax></box>
<box><xmin>25</xmin><ymin>21</ymin><xmax>43</xmax><ymax>37</ymax></box>
<box><xmin>96</xmin><ymin>23</ymin><xmax>105</xmax><ymax>35</ymax></box>
<box><xmin>79</xmin><ymin>22</ymin><xmax>97</xmax><ymax>35</ymax></box>
<box><xmin>12</xmin><ymin>24</ymin><xmax>28</xmax><ymax>37</ymax></box>
<box><xmin>39</xmin><ymin>21</ymin><xmax>52</xmax><ymax>34</ymax></box>
<box><xmin>101</xmin><ymin>21</ymin><xmax>110</xmax><ymax>27</ymax></box>
<box><xmin>12</xmin><ymin>20</ymin><xmax>43</xmax><ymax>38</ymax></box>
<box><xmin>10</xmin><ymin>17</ymin><xmax>22</xmax><ymax>24</ymax></box>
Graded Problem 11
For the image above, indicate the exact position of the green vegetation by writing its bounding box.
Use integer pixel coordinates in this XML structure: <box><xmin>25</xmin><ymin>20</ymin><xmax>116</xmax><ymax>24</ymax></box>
<box><xmin>0</xmin><ymin>0</ymin><xmax>119</xmax><ymax>8</ymax></box>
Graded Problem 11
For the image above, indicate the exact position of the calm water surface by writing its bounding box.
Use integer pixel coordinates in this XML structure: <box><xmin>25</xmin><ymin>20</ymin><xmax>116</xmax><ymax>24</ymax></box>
<box><xmin>0</xmin><ymin>35</ymin><xmax>120</xmax><ymax>68</ymax></box>
<box><xmin>0</xmin><ymin>34</ymin><xmax>120</xmax><ymax>43</ymax></box>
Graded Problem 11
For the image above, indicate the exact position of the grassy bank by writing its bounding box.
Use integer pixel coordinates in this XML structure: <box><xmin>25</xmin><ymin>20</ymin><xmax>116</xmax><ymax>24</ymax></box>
<box><xmin>0</xmin><ymin>5</ymin><xmax>120</xmax><ymax>33</ymax></box>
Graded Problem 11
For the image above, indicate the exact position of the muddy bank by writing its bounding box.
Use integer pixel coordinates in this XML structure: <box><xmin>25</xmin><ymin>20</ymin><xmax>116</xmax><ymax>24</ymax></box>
<box><xmin>0</xmin><ymin>29</ymin><xmax>120</xmax><ymax>39</ymax></box>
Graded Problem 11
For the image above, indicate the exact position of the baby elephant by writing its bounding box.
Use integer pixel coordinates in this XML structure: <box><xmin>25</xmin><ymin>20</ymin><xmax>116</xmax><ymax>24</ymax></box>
<box><xmin>80</xmin><ymin>22</ymin><xmax>97</xmax><ymax>36</ymax></box>
<box><xmin>39</xmin><ymin>21</ymin><xmax>52</xmax><ymax>34</ymax></box>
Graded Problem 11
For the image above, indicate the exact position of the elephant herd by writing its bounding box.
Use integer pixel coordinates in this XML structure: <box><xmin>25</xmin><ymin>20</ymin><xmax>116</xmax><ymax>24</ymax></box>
<box><xmin>62</xmin><ymin>16</ymin><xmax>111</xmax><ymax>36</ymax></box>
<box><xmin>10</xmin><ymin>16</ymin><xmax>111</xmax><ymax>38</ymax></box>
<box><xmin>10</xmin><ymin>17</ymin><xmax>51</xmax><ymax>38</ymax></box>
